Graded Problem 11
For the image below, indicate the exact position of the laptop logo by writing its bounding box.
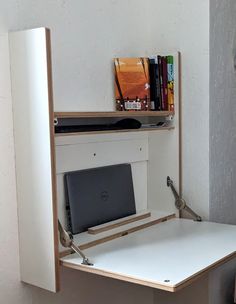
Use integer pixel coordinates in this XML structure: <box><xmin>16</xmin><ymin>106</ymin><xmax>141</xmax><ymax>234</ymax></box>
<box><xmin>101</xmin><ymin>191</ymin><xmax>109</xmax><ymax>202</ymax></box>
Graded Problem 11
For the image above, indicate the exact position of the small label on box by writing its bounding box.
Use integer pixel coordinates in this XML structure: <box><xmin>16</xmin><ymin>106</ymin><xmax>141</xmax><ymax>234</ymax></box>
<box><xmin>125</xmin><ymin>101</ymin><xmax>142</xmax><ymax>110</ymax></box>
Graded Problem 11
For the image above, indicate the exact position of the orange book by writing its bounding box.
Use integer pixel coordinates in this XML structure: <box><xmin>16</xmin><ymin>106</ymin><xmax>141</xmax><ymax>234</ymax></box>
<box><xmin>114</xmin><ymin>57</ymin><xmax>151</xmax><ymax>111</ymax></box>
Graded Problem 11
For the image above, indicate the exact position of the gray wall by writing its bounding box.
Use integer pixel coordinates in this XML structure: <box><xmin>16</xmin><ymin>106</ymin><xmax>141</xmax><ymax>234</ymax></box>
<box><xmin>210</xmin><ymin>0</ymin><xmax>236</xmax><ymax>303</ymax></box>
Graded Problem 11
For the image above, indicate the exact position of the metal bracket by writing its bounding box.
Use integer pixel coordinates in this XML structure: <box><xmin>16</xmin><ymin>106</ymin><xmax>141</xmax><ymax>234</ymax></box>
<box><xmin>167</xmin><ymin>176</ymin><xmax>202</xmax><ymax>222</ymax></box>
<box><xmin>58</xmin><ymin>220</ymin><xmax>93</xmax><ymax>266</ymax></box>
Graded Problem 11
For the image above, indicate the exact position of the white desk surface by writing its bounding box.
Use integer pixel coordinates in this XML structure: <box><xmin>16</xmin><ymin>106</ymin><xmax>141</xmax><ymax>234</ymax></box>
<box><xmin>61</xmin><ymin>218</ymin><xmax>236</xmax><ymax>292</ymax></box>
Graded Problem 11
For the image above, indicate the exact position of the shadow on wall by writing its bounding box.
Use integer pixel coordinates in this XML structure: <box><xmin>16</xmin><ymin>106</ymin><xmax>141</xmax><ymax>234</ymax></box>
<box><xmin>30</xmin><ymin>268</ymin><xmax>154</xmax><ymax>304</ymax></box>
<box><xmin>232</xmin><ymin>27</ymin><xmax>236</xmax><ymax>74</ymax></box>
<box><xmin>209</xmin><ymin>258</ymin><xmax>236</xmax><ymax>304</ymax></box>
<box><xmin>153</xmin><ymin>275</ymin><xmax>209</xmax><ymax>304</ymax></box>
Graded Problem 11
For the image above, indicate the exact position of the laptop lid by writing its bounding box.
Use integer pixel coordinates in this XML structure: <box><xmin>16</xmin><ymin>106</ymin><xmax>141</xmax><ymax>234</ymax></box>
<box><xmin>64</xmin><ymin>163</ymin><xmax>136</xmax><ymax>234</ymax></box>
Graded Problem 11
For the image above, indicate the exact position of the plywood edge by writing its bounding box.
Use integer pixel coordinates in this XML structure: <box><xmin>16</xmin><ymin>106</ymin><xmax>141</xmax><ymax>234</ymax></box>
<box><xmin>60</xmin><ymin>248</ymin><xmax>236</xmax><ymax>293</ymax></box>
<box><xmin>172</xmin><ymin>251</ymin><xmax>236</xmax><ymax>292</ymax></box>
<box><xmin>45</xmin><ymin>28</ymin><xmax>60</xmax><ymax>292</ymax></box>
<box><xmin>88</xmin><ymin>211</ymin><xmax>151</xmax><ymax>235</ymax></box>
<box><xmin>54</xmin><ymin>111</ymin><xmax>174</xmax><ymax>119</ymax></box>
<box><xmin>60</xmin><ymin>260</ymin><xmax>175</xmax><ymax>292</ymax></box>
<box><xmin>59</xmin><ymin>213</ymin><xmax>176</xmax><ymax>257</ymax></box>
<box><xmin>54</xmin><ymin>126</ymin><xmax>175</xmax><ymax>137</ymax></box>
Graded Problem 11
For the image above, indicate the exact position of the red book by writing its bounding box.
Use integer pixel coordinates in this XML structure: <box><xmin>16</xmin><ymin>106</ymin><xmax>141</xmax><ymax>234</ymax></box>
<box><xmin>158</xmin><ymin>56</ymin><xmax>164</xmax><ymax>110</ymax></box>
<box><xmin>161</xmin><ymin>56</ymin><xmax>168</xmax><ymax>111</ymax></box>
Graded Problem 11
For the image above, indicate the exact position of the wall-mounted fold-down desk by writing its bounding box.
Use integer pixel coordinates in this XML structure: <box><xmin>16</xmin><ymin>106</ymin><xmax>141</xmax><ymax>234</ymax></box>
<box><xmin>8</xmin><ymin>27</ymin><xmax>236</xmax><ymax>294</ymax></box>
<box><xmin>60</xmin><ymin>217</ymin><xmax>236</xmax><ymax>292</ymax></box>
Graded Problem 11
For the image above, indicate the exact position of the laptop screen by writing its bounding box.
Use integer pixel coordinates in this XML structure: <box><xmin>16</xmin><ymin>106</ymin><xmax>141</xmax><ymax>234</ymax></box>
<box><xmin>64</xmin><ymin>163</ymin><xmax>136</xmax><ymax>234</ymax></box>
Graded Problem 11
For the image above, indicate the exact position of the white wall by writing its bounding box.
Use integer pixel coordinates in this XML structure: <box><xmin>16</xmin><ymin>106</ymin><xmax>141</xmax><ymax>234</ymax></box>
<box><xmin>16</xmin><ymin>0</ymin><xmax>150</xmax><ymax>112</ymax></box>
<box><xmin>0</xmin><ymin>3</ymin><xmax>32</xmax><ymax>303</ymax></box>
<box><xmin>0</xmin><ymin>0</ymin><xmax>211</xmax><ymax>303</ymax></box>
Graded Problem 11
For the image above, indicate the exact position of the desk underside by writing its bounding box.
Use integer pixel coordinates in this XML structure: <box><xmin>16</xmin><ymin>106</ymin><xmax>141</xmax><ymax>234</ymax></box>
<box><xmin>61</xmin><ymin>218</ymin><xmax>236</xmax><ymax>292</ymax></box>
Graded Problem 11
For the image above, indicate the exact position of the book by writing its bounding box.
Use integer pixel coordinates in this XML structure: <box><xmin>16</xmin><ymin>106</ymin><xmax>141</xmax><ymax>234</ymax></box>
<box><xmin>149</xmin><ymin>58</ymin><xmax>157</xmax><ymax>110</ymax></box>
<box><xmin>149</xmin><ymin>57</ymin><xmax>161</xmax><ymax>111</ymax></box>
<box><xmin>161</xmin><ymin>56</ymin><xmax>168</xmax><ymax>111</ymax></box>
<box><xmin>167</xmin><ymin>55</ymin><xmax>174</xmax><ymax>111</ymax></box>
<box><xmin>114</xmin><ymin>57</ymin><xmax>151</xmax><ymax>111</ymax></box>
<box><xmin>158</xmin><ymin>55</ymin><xmax>164</xmax><ymax>110</ymax></box>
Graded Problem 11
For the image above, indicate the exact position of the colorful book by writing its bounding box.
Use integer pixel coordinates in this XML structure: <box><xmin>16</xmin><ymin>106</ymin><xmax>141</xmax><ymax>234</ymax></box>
<box><xmin>149</xmin><ymin>58</ymin><xmax>157</xmax><ymax>110</ymax></box>
<box><xmin>155</xmin><ymin>57</ymin><xmax>162</xmax><ymax>111</ymax></box>
<box><xmin>114</xmin><ymin>57</ymin><xmax>151</xmax><ymax>111</ymax></box>
<box><xmin>161</xmin><ymin>56</ymin><xmax>168</xmax><ymax>111</ymax></box>
<box><xmin>158</xmin><ymin>55</ymin><xmax>164</xmax><ymax>110</ymax></box>
<box><xmin>167</xmin><ymin>55</ymin><xmax>174</xmax><ymax>111</ymax></box>
<box><xmin>149</xmin><ymin>57</ymin><xmax>161</xmax><ymax>111</ymax></box>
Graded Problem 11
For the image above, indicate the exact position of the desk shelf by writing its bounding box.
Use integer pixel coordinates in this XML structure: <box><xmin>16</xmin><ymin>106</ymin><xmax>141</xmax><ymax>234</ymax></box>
<box><xmin>54</xmin><ymin>125</ymin><xmax>175</xmax><ymax>137</ymax></box>
<box><xmin>54</xmin><ymin>111</ymin><xmax>174</xmax><ymax>119</ymax></box>
<box><xmin>61</xmin><ymin>218</ymin><xmax>236</xmax><ymax>292</ymax></box>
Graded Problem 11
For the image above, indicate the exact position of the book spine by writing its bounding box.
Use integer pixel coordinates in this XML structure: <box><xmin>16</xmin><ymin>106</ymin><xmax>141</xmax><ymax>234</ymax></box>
<box><xmin>154</xmin><ymin>57</ymin><xmax>161</xmax><ymax>111</ymax></box>
<box><xmin>162</xmin><ymin>56</ymin><xmax>168</xmax><ymax>111</ymax></box>
<box><xmin>149</xmin><ymin>58</ymin><xmax>157</xmax><ymax>110</ymax></box>
<box><xmin>158</xmin><ymin>55</ymin><xmax>164</xmax><ymax>110</ymax></box>
<box><xmin>167</xmin><ymin>55</ymin><xmax>174</xmax><ymax>111</ymax></box>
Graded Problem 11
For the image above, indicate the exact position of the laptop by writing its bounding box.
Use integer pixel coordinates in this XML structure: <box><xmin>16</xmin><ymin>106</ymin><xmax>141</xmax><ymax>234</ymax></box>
<box><xmin>64</xmin><ymin>163</ymin><xmax>136</xmax><ymax>234</ymax></box>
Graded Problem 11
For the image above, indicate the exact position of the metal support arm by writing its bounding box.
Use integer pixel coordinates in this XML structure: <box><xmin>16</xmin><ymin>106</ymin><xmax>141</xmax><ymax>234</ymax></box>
<box><xmin>167</xmin><ymin>176</ymin><xmax>202</xmax><ymax>222</ymax></box>
<box><xmin>58</xmin><ymin>220</ymin><xmax>93</xmax><ymax>266</ymax></box>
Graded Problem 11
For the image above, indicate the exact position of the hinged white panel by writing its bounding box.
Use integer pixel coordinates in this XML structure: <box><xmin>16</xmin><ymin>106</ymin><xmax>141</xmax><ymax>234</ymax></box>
<box><xmin>56</xmin><ymin>138</ymin><xmax>148</xmax><ymax>173</ymax></box>
<box><xmin>9</xmin><ymin>28</ymin><xmax>59</xmax><ymax>292</ymax></box>
<box><xmin>56</xmin><ymin>134</ymin><xmax>149</xmax><ymax>229</ymax></box>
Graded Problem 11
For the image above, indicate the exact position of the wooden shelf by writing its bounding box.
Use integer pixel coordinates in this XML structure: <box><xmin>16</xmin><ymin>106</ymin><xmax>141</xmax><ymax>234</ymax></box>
<box><xmin>55</xmin><ymin>126</ymin><xmax>175</xmax><ymax>137</ymax></box>
<box><xmin>54</xmin><ymin>111</ymin><xmax>174</xmax><ymax>119</ymax></box>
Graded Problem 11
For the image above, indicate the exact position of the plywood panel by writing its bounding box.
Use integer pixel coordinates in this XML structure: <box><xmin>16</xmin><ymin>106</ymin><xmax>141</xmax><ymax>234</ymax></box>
<box><xmin>61</xmin><ymin>218</ymin><xmax>236</xmax><ymax>292</ymax></box>
<box><xmin>9</xmin><ymin>28</ymin><xmax>59</xmax><ymax>292</ymax></box>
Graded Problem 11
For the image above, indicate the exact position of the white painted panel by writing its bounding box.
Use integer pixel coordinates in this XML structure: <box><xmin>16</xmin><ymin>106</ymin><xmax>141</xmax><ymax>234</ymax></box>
<box><xmin>148</xmin><ymin>53</ymin><xmax>179</xmax><ymax>215</ymax></box>
<box><xmin>56</xmin><ymin>135</ymin><xmax>148</xmax><ymax>229</ymax></box>
<box><xmin>56</xmin><ymin>138</ymin><xmax>148</xmax><ymax>174</ymax></box>
<box><xmin>61</xmin><ymin>219</ymin><xmax>236</xmax><ymax>291</ymax></box>
<box><xmin>9</xmin><ymin>28</ymin><xmax>58</xmax><ymax>292</ymax></box>
<box><xmin>148</xmin><ymin>130</ymin><xmax>179</xmax><ymax>214</ymax></box>
<box><xmin>55</xmin><ymin>132</ymin><xmax>148</xmax><ymax>146</ymax></box>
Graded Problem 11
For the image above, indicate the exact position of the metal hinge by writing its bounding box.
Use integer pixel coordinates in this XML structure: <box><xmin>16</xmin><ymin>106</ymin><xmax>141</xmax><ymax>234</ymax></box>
<box><xmin>58</xmin><ymin>220</ymin><xmax>93</xmax><ymax>266</ymax></box>
<box><xmin>167</xmin><ymin>176</ymin><xmax>202</xmax><ymax>222</ymax></box>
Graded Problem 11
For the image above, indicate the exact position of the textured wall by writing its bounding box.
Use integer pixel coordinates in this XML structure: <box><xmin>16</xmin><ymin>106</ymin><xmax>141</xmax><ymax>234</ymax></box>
<box><xmin>209</xmin><ymin>0</ymin><xmax>236</xmax><ymax>303</ymax></box>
